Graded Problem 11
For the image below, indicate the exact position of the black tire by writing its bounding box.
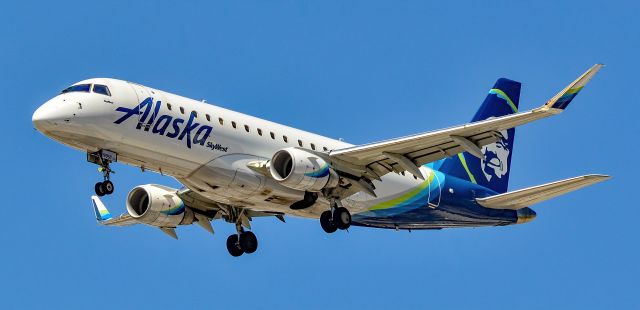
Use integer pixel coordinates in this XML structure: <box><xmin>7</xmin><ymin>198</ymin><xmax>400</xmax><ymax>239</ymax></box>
<box><xmin>320</xmin><ymin>210</ymin><xmax>337</xmax><ymax>233</ymax></box>
<box><xmin>239</xmin><ymin>231</ymin><xmax>258</xmax><ymax>254</ymax></box>
<box><xmin>334</xmin><ymin>207</ymin><xmax>351</xmax><ymax>230</ymax></box>
<box><xmin>226</xmin><ymin>235</ymin><xmax>243</xmax><ymax>257</ymax></box>
<box><xmin>102</xmin><ymin>180</ymin><xmax>114</xmax><ymax>195</ymax></box>
<box><xmin>94</xmin><ymin>182</ymin><xmax>105</xmax><ymax>197</ymax></box>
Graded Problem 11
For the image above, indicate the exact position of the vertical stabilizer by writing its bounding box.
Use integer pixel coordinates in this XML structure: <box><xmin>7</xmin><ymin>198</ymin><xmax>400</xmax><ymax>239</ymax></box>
<box><xmin>439</xmin><ymin>78</ymin><xmax>521</xmax><ymax>193</ymax></box>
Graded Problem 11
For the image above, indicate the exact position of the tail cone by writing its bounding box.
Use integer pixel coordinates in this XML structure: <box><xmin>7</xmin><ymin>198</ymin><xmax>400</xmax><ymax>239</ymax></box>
<box><xmin>516</xmin><ymin>208</ymin><xmax>537</xmax><ymax>224</ymax></box>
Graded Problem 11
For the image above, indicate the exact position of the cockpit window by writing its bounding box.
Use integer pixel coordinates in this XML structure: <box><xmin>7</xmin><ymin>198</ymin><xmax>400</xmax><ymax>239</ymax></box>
<box><xmin>93</xmin><ymin>84</ymin><xmax>111</xmax><ymax>96</ymax></box>
<box><xmin>61</xmin><ymin>84</ymin><xmax>91</xmax><ymax>94</ymax></box>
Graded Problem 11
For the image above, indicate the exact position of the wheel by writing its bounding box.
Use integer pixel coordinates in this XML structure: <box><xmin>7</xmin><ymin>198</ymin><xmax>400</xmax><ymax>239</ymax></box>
<box><xmin>102</xmin><ymin>180</ymin><xmax>114</xmax><ymax>195</ymax></box>
<box><xmin>320</xmin><ymin>210</ymin><xmax>337</xmax><ymax>233</ymax></box>
<box><xmin>239</xmin><ymin>231</ymin><xmax>258</xmax><ymax>254</ymax></box>
<box><xmin>226</xmin><ymin>234</ymin><xmax>243</xmax><ymax>257</ymax></box>
<box><xmin>334</xmin><ymin>207</ymin><xmax>351</xmax><ymax>230</ymax></box>
<box><xmin>94</xmin><ymin>182</ymin><xmax>105</xmax><ymax>197</ymax></box>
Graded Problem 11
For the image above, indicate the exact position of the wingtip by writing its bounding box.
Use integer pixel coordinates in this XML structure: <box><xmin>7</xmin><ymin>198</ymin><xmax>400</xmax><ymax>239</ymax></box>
<box><xmin>543</xmin><ymin>64</ymin><xmax>604</xmax><ymax>111</ymax></box>
<box><xmin>584</xmin><ymin>174</ymin><xmax>612</xmax><ymax>180</ymax></box>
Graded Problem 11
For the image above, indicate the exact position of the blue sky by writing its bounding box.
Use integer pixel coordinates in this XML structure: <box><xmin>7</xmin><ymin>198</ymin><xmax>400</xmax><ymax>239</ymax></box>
<box><xmin>1</xmin><ymin>1</ymin><xmax>638</xmax><ymax>309</ymax></box>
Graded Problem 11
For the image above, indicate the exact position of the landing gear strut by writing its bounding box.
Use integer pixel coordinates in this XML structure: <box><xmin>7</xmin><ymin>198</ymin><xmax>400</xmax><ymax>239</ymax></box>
<box><xmin>320</xmin><ymin>199</ymin><xmax>351</xmax><ymax>233</ymax></box>
<box><xmin>88</xmin><ymin>150</ymin><xmax>117</xmax><ymax>196</ymax></box>
<box><xmin>226</xmin><ymin>224</ymin><xmax>258</xmax><ymax>257</ymax></box>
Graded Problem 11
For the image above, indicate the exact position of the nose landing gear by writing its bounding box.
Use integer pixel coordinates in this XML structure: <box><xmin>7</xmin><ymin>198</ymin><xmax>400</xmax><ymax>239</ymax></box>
<box><xmin>94</xmin><ymin>179</ymin><xmax>114</xmax><ymax>197</ymax></box>
<box><xmin>88</xmin><ymin>150</ymin><xmax>117</xmax><ymax>196</ymax></box>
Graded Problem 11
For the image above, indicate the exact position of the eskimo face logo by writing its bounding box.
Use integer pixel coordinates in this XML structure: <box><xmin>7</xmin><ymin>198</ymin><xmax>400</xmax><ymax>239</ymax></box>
<box><xmin>114</xmin><ymin>97</ymin><xmax>213</xmax><ymax>149</ymax></box>
<box><xmin>481</xmin><ymin>130</ymin><xmax>510</xmax><ymax>182</ymax></box>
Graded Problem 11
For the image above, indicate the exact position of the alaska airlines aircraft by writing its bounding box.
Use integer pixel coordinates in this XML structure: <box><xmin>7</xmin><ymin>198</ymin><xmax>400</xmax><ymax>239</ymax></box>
<box><xmin>33</xmin><ymin>64</ymin><xmax>608</xmax><ymax>257</ymax></box>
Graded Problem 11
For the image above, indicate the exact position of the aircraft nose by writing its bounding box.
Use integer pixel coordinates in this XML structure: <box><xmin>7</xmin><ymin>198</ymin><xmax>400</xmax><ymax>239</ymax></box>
<box><xmin>32</xmin><ymin>101</ymin><xmax>53</xmax><ymax>132</ymax></box>
<box><xmin>32</xmin><ymin>98</ymin><xmax>69</xmax><ymax>132</ymax></box>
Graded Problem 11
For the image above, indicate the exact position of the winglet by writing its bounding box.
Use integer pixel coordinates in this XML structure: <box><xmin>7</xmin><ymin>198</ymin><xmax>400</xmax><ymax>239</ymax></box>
<box><xmin>543</xmin><ymin>64</ymin><xmax>604</xmax><ymax>112</ymax></box>
<box><xmin>91</xmin><ymin>196</ymin><xmax>112</xmax><ymax>222</ymax></box>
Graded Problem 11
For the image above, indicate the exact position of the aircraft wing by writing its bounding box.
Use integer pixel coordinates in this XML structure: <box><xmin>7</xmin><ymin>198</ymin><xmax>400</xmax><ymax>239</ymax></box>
<box><xmin>98</xmin><ymin>213</ymin><xmax>138</xmax><ymax>226</ymax></box>
<box><xmin>476</xmin><ymin>174</ymin><xmax>610</xmax><ymax>210</ymax></box>
<box><xmin>329</xmin><ymin>64</ymin><xmax>603</xmax><ymax>180</ymax></box>
<box><xmin>91</xmin><ymin>196</ymin><xmax>138</xmax><ymax>226</ymax></box>
<box><xmin>176</xmin><ymin>187</ymin><xmax>286</xmax><ymax>221</ymax></box>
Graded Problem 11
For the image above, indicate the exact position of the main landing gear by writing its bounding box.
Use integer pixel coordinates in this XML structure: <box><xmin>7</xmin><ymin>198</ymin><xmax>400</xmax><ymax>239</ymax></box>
<box><xmin>226</xmin><ymin>224</ymin><xmax>258</xmax><ymax>257</ymax></box>
<box><xmin>320</xmin><ymin>200</ymin><xmax>351</xmax><ymax>233</ymax></box>
<box><xmin>88</xmin><ymin>150</ymin><xmax>117</xmax><ymax>197</ymax></box>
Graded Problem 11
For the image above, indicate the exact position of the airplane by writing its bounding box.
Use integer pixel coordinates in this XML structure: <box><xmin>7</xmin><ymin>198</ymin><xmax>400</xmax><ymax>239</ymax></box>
<box><xmin>33</xmin><ymin>64</ymin><xmax>609</xmax><ymax>257</ymax></box>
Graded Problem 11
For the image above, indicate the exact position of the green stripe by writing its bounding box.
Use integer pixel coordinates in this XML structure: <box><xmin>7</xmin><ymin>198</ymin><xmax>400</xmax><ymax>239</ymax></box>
<box><xmin>368</xmin><ymin>172</ymin><xmax>435</xmax><ymax>211</ymax></box>
<box><xmin>489</xmin><ymin>89</ymin><xmax>518</xmax><ymax>113</ymax></box>
<box><xmin>566</xmin><ymin>86</ymin><xmax>584</xmax><ymax>94</ymax></box>
<box><xmin>458</xmin><ymin>153</ymin><xmax>477</xmax><ymax>184</ymax></box>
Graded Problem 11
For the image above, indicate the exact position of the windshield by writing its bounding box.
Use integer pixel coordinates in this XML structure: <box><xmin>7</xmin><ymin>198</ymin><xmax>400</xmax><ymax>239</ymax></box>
<box><xmin>92</xmin><ymin>84</ymin><xmax>111</xmax><ymax>96</ymax></box>
<box><xmin>61</xmin><ymin>84</ymin><xmax>91</xmax><ymax>94</ymax></box>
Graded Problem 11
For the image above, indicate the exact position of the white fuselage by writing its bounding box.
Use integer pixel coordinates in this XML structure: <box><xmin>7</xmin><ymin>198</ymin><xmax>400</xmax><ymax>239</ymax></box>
<box><xmin>33</xmin><ymin>78</ymin><xmax>434</xmax><ymax>218</ymax></box>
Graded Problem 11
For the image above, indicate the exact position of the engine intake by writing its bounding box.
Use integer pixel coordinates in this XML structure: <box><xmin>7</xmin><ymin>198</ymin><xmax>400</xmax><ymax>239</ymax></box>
<box><xmin>269</xmin><ymin>148</ymin><xmax>338</xmax><ymax>192</ymax></box>
<box><xmin>126</xmin><ymin>184</ymin><xmax>194</xmax><ymax>227</ymax></box>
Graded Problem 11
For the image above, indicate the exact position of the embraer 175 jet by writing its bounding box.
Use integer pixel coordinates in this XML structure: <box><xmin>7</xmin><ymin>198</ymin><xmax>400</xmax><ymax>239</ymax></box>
<box><xmin>33</xmin><ymin>64</ymin><xmax>608</xmax><ymax>257</ymax></box>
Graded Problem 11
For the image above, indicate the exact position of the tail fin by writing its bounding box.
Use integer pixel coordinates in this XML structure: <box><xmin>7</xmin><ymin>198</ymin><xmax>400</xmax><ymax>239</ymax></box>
<box><xmin>91</xmin><ymin>196</ymin><xmax>112</xmax><ymax>221</ymax></box>
<box><xmin>439</xmin><ymin>78</ymin><xmax>521</xmax><ymax>193</ymax></box>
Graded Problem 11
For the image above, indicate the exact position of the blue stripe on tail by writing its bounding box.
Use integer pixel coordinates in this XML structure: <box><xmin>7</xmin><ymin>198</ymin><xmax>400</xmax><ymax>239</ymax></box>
<box><xmin>439</xmin><ymin>78</ymin><xmax>521</xmax><ymax>193</ymax></box>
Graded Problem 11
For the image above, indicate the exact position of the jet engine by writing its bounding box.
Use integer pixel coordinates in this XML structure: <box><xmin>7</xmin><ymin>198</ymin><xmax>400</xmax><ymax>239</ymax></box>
<box><xmin>269</xmin><ymin>147</ymin><xmax>339</xmax><ymax>192</ymax></box>
<box><xmin>126</xmin><ymin>184</ymin><xmax>194</xmax><ymax>227</ymax></box>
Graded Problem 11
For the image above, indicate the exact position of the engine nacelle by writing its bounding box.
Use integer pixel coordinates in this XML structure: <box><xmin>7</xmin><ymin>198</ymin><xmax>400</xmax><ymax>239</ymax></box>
<box><xmin>269</xmin><ymin>147</ymin><xmax>339</xmax><ymax>192</ymax></box>
<box><xmin>126</xmin><ymin>184</ymin><xmax>194</xmax><ymax>227</ymax></box>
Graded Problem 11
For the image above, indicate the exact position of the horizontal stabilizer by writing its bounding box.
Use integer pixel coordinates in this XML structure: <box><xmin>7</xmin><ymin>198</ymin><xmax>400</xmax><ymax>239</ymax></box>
<box><xmin>476</xmin><ymin>174</ymin><xmax>610</xmax><ymax>210</ymax></box>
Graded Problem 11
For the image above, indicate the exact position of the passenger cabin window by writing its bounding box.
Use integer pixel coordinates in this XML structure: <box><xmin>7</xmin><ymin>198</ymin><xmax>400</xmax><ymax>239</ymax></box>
<box><xmin>257</xmin><ymin>128</ymin><xmax>263</xmax><ymax>136</ymax></box>
<box><xmin>270</xmin><ymin>132</ymin><xmax>275</xmax><ymax>139</ymax></box>
<box><xmin>298</xmin><ymin>139</ymin><xmax>303</xmax><ymax>147</ymax></box>
<box><xmin>323</xmin><ymin>147</ymin><xmax>328</xmax><ymax>151</ymax></box>
<box><xmin>191</xmin><ymin>111</ymin><xmax>198</xmax><ymax>118</ymax></box>
<box><xmin>283</xmin><ymin>136</ymin><xmax>288</xmax><ymax>143</ymax></box>
<box><xmin>232</xmin><ymin>121</ymin><xmax>237</xmax><ymax>129</ymax></box>
<box><xmin>92</xmin><ymin>84</ymin><xmax>111</xmax><ymax>96</ymax></box>
<box><xmin>310</xmin><ymin>143</ymin><xmax>316</xmax><ymax>150</ymax></box>
<box><xmin>167</xmin><ymin>103</ymin><xmax>172</xmax><ymax>110</ymax></box>
<box><xmin>179</xmin><ymin>107</ymin><xmax>185</xmax><ymax>114</ymax></box>
<box><xmin>206</xmin><ymin>114</ymin><xmax>211</xmax><ymax>121</ymax></box>
<box><xmin>218</xmin><ymin>118</ymin><xmax>224</xmax><ymax>125</ymax></box>
<box><xmin>61</xmin><ymin>84</ymin><xmax>91</xmax><ymax>94</ymax></box>
<box><xmin>244</xmin><ymin>125</ymin><xmax>250</xmax><ymax>132</ymax></box>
